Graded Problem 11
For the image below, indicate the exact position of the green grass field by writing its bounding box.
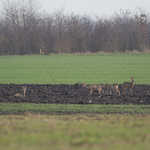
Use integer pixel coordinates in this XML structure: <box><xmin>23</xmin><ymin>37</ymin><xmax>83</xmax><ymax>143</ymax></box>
<box><xmin>0</xmin><ymin>53</ymin><xmax>150</xmax><ymax>150</ymax></box>
<box><xmin>0</xmin><ymin>114</ymin><xmax>150</xmax><ymax>150</ymax></box>
<box><xmin>0</xmin><ymin>103</ymin><xmax>150</xmax><ymax>115</ymax></box>
<box><xmin>0</xmin><ymin>53</ymin><xmax>150</xmax><ymax>84</ymax></box>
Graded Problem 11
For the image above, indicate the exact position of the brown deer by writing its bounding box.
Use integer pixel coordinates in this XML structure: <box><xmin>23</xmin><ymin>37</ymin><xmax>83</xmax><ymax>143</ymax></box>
<box><xmin>105</xmin><ymin>84</ymin><xmax>120</xmax><ymax>96</ymax></box>
<box><xmin>14</xmin><ymin>86</ymin><xmax>26</xmax><ymax>97</ymax></box>
<box><xmin>83</xmin><ymin>83</ymin><xmax>105</xmax><ymax>95</ymax></box>
<box><xmin>122</xmin><ymin>77</ymin><xmax>135</xmax><ymax>95</ymax></box>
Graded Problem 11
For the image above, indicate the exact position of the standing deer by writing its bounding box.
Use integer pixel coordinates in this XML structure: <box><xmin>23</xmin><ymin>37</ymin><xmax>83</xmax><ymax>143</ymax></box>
<box><xmin>14</xmin><ymin>86</ymin><xmax>26</xmax><ymax>97</ymax></box>
<box><xmin>122</xmin><ymin>77</ymin><xmax>135</xmax><ymax>95</ymax></box>
<box><xmin>83</xmin><ymin>83</ymin><xmax>105</xmax><ymax>95</ymax></box>
<box><xmin>105</xmin><ymin>84</ymin><xmax>120</xmax><ymax>96</ymax></box>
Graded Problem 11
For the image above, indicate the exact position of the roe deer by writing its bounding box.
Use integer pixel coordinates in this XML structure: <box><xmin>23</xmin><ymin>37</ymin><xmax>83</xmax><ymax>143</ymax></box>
<box><xmin>83</xmin><ymin>83</ymin><xmax>105</xmax><ymax>95</ymax></box>
<box><xmin>14</xmin><ymin>86</ymin><xmax>26</xmax><ymax>97</ymax></box>
<box><xmin>122</xmin><ymin>77</ymin><xmax>135</xmax><ymax>95</ymax></box>
<box><xmin>105</xmin><ymin>84</ymin><xmax>120</xmax><ymax>96</ymax></box>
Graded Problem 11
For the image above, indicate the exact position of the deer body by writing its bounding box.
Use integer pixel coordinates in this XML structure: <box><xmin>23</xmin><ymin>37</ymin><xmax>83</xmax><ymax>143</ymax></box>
<box><xmin>83</xmin><ymin>83</ymin><xmax>105</xmax><ymax>95</ymax></box>
<box><xmin>14</xmin><ymin>86</ymin><xmax>26</xmax><ymax>97</ymax></box>
<box><xmin>105</xmin><ymin>84</ymin><xmax>120</xmax><ymax>96</ymax></box>
<box><xmin>122</xmin><ymin>77</ymin><xmax>135</xmax><ymax>95</ymax></box>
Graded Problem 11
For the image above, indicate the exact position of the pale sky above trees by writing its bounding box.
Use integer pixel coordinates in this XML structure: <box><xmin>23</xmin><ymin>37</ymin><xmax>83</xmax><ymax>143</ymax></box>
<box><xmin>38</xmin><ymin>0</ymin><xmax>149</xmax><ymax>16</ymax></box>
<box><xmin>2</xmin><ymin>0</ymin><xmax>150</xmax><ymax>17</ymax></box>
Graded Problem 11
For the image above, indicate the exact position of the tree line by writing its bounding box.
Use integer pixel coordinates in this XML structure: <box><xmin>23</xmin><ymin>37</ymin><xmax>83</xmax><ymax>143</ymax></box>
<box><xmin>0</xmin><ymin>0</ymin><xmax>150</xmax><ymax>55</ymax></box>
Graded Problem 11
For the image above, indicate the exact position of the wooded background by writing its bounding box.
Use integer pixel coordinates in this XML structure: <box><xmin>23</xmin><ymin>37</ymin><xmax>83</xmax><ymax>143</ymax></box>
<box><xmin>0</xmin><ymin>0</ymin><xmax>150</xmax><ymax>55</ymax></box>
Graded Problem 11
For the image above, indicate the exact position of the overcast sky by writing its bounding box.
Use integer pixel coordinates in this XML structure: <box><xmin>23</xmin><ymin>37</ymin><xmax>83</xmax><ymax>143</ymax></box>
<box><xmin>2</xmin><ymin>0</ymin><xmax>150</xmax><ymax>17</ymax></box>
<box><xmin>38</xmin><ymin>0</ymin><xmax>149</xmax><ymax>16</ymax></box>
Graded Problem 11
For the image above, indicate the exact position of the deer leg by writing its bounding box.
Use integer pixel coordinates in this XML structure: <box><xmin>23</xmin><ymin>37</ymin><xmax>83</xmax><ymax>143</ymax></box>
<box><xmin>112</xmin><ymin>89</ymin><xmax>115</xmax><ymax>96</ymax></box>
<box><xmin>98</xmin><ymin>89</ymin><xmax>101</xmax><ymax>94</ymax></box>
<box><xmin>114</xmin><ymin>89</ymin><xmax>117</xmax><ymax>95</ymax></box>
<box><xmin>101</xmin><ymin>89</ymin><xmax>105</xmax><ymax>95</ymax></box>
<box><xmin>90</xmin><ymin>89</ymin><xmax>93</xmax><ymax>95</ymax></box>
<box><xmin>110</xmin><ymin>90</ymin><xmax>112</xmax><ymax>95</ymax></box>
<box><xmin>130</xmin><ymin>88</ymin><xmax>133</xmax><ymax>95</ymax></box>
<box><xmin>116</xmin><ymin>89</ymin><xmax>120</xmax><ymax>96</ymax></box>
<box><xmin>99</xmin><ymin>89</ymin><xmax>104</xmax><ymax>95</ymax></box>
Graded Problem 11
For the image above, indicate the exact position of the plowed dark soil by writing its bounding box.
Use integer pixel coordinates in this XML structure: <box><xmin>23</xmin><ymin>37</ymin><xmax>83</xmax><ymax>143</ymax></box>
<box><xmin>0</xmin><ymin>84</ymin><xmax>150</xmax><ymax>104</ymax></box>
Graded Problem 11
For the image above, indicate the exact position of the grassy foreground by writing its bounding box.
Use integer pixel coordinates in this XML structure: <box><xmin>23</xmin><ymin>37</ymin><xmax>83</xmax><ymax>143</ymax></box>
<box><xmin>0</xmin><ymin>103</ymin><xmax>150</xmax><ymax>115</ymax></box>
<box><xmin>0</xmin><ymin>53</ymin><xmax>150</xmax><ymax>84</ymax></box>
<box><xmin>0</xmin><ymin>114</ymin><xmax>150</xmax><ymax>150</ymax></box>
<box><xmin>1</xmin><ymin>104</ymin><xmax>149</xmax><ymax>150</ymax></box>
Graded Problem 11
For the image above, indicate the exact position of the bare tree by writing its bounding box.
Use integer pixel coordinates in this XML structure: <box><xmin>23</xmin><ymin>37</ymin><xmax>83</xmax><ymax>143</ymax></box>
<box><xmin>0</xmin><ymin>1</ymin><xmax>150</xmax><ymax>55</ymax></box>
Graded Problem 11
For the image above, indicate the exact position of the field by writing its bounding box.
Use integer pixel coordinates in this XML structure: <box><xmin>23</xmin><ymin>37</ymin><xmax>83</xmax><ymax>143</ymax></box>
<box><xmin>0</xmin><ymin>103</ymin><xmax>150</xmax><ymax>115</ymax></box>
<box><xmin>0</xmin><ymin>53</ymin><xmax>150</xmax><ymax>150</ymax></box>
<box><xmin>0</xmin><ymin>114</ymin><xmax>150</xmax><ymax>150</ymax></box>
<box><xmin>0</xmin><ymin>53</ymin><xmax>150</xmax><ymax>84</ymax></box>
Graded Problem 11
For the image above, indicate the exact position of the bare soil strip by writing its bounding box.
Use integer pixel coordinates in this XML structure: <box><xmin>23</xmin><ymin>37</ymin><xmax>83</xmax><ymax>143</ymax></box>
<box><xmin>0</xmin><ymin>84</ymin><xmax>150</xmax><ymax>104</ymax></box>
